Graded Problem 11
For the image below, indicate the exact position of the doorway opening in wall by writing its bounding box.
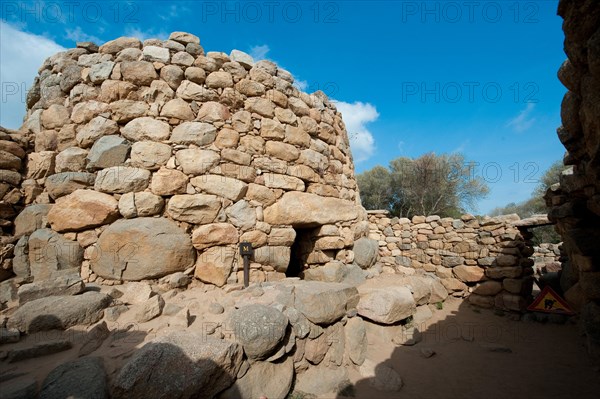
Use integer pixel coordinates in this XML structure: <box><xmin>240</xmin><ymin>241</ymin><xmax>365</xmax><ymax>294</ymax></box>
<box><xmin>286</xmin><ymin>227</ymin><xmax>318</xmax><ymax>278</ymax></box>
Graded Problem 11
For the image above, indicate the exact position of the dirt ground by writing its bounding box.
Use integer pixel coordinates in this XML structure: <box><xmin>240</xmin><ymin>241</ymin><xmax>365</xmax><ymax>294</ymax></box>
<box><xmin>338</xmin><ymin>297</ymin><xmax>600</xmax><ymax>399</ymax></box>
<box><xmin>2</xmin><ymin>286</ymin><xmax>599</xmax><ymax>399</ymax></box>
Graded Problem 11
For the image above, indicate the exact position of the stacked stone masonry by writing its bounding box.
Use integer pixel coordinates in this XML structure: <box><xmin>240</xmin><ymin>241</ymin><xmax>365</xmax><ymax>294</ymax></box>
<box><xmin>367</xmin><ymin>210</ymin><xmax>536</xmax><ymax>312</ymax></box>
<box><xmin>545</xmin><ymin>0</ymin><xmax>600</xmax><ymax>359</ymax></box>
<box><xmin>532</xmin><ymin>243</ymin><xmax>562</xmax><ymax>272</ymax></box>
<box><xmin>0</xmin><ymin>130</ymin><xmax>29</xmax><ymax>282</ymax></box>
<box><xmin>0</xmin><ymin>31</ymin><xmax>374</xmax><ymax>304</ymax></box>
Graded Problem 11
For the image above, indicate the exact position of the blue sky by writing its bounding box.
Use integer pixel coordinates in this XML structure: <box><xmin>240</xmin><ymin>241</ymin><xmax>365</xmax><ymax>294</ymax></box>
<box><xmin>0</xmin><ymin>1</ymin><xmax>567</xmax><ymax>214</ymax></box>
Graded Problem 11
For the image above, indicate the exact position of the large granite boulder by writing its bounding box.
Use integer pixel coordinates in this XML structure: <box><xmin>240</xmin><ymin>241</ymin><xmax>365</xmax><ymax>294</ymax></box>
<box><xmin>8</xmin><ymin>292</ymin><xmax>112</xmax><ymax>333</ymax></box>
<box><xmin>229</xmin><ymin>304</ymin><xmax>288</xmax><ymax>359</ymax></box>
<box><xmin>40</xmin><ymin>357</ymin><xmax>108</xmax><ymax>399</ymax></box>
<box><xmin>219</xmin><ymin>357</ymin><xmax>294</xmax><ymax>399</ymax></box>
<box><xmin>90</xmin><ymin>217</ymin><xmax>195</xmax><ymax>281</ymax></box>
<box><xmin>357</xmin><ymin>286</ymin><xmax>416</xmax><ymax>324</ymax></box>
<box><xmin>293</xmin><ymin>281</ymin><xmax>359</xmax><ymax>325</ymax></box>
<box><xmin>28</xmin><ymin>228</ymin><xmax>83</xmax><ymax>280</ymax></box>
<box><xmin>113</xmin><ymin>332</ymin><xmax>243</xmax><ymax>399</ymax></box>
<box><xmin>263</xmin><ymin>192</ymin><xmax>359</xmax><ymax>226</ymax></box>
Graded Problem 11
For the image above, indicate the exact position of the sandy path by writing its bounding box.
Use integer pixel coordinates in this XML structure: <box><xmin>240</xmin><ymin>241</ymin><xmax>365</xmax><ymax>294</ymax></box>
<box><xmin>338</xmin><ymin>297</ymin><xmax>600</xmax><ymax>399</ymax></box>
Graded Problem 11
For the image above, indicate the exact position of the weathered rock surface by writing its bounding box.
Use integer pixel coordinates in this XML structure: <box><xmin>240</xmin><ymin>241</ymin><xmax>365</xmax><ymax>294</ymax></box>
<box><xmin>113</xmin><ymin>332</ymin><xmax>243</xmax><ymax>399</ymax></box>
<box><xmin>166</xmin><ymin>194</ymin><xmax>221</xmax><ymax>224</ymax></box>
<box><xmin>191</xmin><ymin>223</ymin><xmax>238</xmax><ymax>250</ymax></box>
<box><xmin>118</xmin><ymin>191</ymin><xmax>164</xmax><ymax>218</ymax></box>
<box><xmin>7</xmin><ymin>292</ymin><xmax>112</xmax><ymax>332</ymax></box>
<box><xmin>91</xmin><ymin>217</ymin><xmax>195</xmax><ymax>281</ymax></box>
<box><xmin>40</xmin><ymin>357</ymin><xmax>108</xmax><ymax>399</ymax></box>
<box><xmin>27</xmin><ymin>228</ymin><xmax>83</xmax><ymax>280</ymax></box>
<box><xmin>264</xmin><ymin>192</ymin><xmax>359</xmax><ymax>226</ymax></box>
<box><xmin>14</xmin><ymin>204</ymin><xmax>52</xmax><ymax>237</ymax></box>
<box><xmin>357</xmin><ymin>286</ymin><xmax>416</xmax><ymax>324</ymax></box>
<box><xmin>293</xmin><ymin>281</ymin><xmax>359</xmax><ymax>325</ymax></box>
<box><xmin>219</xmin><ymin>357</ymin><xmax>293</xmax><ymax>399</ymax></box>
<box><xmin>94</xmin><ymin>166</ymin><xmax>150</xmax><ymax>193</ymax></box>
<box><xmin>194</xmin><ymin>246</ymin><xmax>236</xmax><ymax>287</ymax></box>
<box><xmin>295</xmin><ymin>365</ymin><xmax>350</xmax><ymax>396</ymax></box>
<box><xmin>45</xmin><ymin>172</ymin><xmax>96</xmax><ymax>199</ymax></box>
<box><xmin>345</xmin><ymin>316</ymin><xmax>367</xmax><ymax>365</ymax></box>
<box><xmin>353</xmin><ymin>237</ymin><xmax>379</xmax><ymax>269</ymax></box>
<box><xmin>229</xmin><ymin>304</ymin><xmax>288</xmax><ymax>359</ymax></box>
<box><xmin>47</xmin><ymin>189</ymin><xmax>119</xmax><ymax>232</ymax></box>
<box><xmin>17</xmin><ymin>273</ymin><xmax>84</xmax><ymax>304</ymax></box>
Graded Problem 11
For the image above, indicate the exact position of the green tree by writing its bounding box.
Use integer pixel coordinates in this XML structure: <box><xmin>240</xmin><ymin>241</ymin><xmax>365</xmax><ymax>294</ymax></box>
<box><xmin>357</xmin><ymin>153</ymin><xmax>489</xmax><ymax>218</ymax></box>
<box><xmin>356</xmin><ymin>166</ymin><xmax>393</xmax><ymax>210</ymax></box>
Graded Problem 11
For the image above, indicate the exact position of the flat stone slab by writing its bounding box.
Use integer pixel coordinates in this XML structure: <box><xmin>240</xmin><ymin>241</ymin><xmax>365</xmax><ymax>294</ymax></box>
<box><xmin>513</xmin><ymin>214</ymin><xmax>552</xmax><ymax>228</ymax></box>
<box><xmin>7</xmin><ymin>292</ymin><xmax>112</xmax><ymax>333</ymax></box>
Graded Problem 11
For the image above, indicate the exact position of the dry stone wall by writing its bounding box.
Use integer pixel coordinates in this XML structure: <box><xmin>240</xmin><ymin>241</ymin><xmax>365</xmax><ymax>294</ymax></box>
<box><xmin>545</xmin><ymin>0</ymin><xmax>600</xmax><ymax>359</ymax></box>
<box><xmin>0</xmin><ymin>129</ymin><xmax>29</xmax><ymax>282</ymax></box>
<box><xmin>0</xmin><ymin>31</ymin><xmax>374</xmax><ymax>306</ymax></box>
<box><xmin>367</xmin><ymin>210</ymin><xmax>535</xmax><ymax>312</ymax></box>
<box><xmin>532</xmin><ymin>243</ymin><xmax>562</xmax><ymax>273</ymax></box>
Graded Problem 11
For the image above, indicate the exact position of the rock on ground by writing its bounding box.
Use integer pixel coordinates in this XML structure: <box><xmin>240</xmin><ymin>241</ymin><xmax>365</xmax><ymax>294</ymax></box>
<box><xmin>1</xmin><ymin>377</ymin><xmax>38</xmax><ymax>399</ymax></box>
<box><xmin>39</xmin><ymin>357</ymin><xmax>108</xmax><ymax>399</ymax></box>
<box><xmin>219</xmin><ymin>357</ymin><xmax>294</xmax><ymax>399</ymax></box>
<box><xmin>295</xmin><ymin>365</ymin><xmax>350</xmax><ymax>396</ymax></box>
<box><xmin>229</xmin><ymin>304</ymin><xmax>288</xmax><ymax>359</ymax></box>
<box><xmin>17</xmin><ymin>273</ymin><xmax>84</xmax><ymax>304</ymax></box>
<box><xmin>113</xmin><ymin>332</ymin><xmax>243</xmax><ymax>399</ymax></box>
<box><xmin>345</xmin><ymin>316</ymin><xmax>367</xmax><ymax>365</ymax></box>
<box><xmin>293</xmin><ymin>281</ymin><xmax>359</xmax><ymax>325</ymax></box>
<box><xmin>357</xmin><ymin>286</ymin><xmax>416</xmax><ymax>324</ymax></box>
<box><xmin>7</xmin><ymin>292</ymin><xmax>112</xmax><ymax>333</ymax></box>
<box><xmin>359</xmin><ymin>359</ymin><xmax>403</xmax><ymax>392</ymax></box>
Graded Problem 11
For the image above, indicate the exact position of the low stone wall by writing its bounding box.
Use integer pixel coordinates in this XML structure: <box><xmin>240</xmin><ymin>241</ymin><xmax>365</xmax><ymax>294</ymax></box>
<box><xmin>532</xmin><ymin>243</ymin><xmax>562</xmax><ymax>273</ymax></box>
<box><xmin>366</xmin><ymin>210</ymin><xmax>535</xmax><ymax>312</ymax></box>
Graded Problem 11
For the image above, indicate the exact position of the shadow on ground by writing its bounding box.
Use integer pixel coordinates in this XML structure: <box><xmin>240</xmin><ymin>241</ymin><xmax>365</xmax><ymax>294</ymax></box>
<box><xmin>336</xmin><ymin>298</ymin><xmax>600</xmax><ymax>399</ymax></box>
<box><xmin>0</xmin><ymin>310</ymin><xmax>242</xmax><ymax>398</ymax></box>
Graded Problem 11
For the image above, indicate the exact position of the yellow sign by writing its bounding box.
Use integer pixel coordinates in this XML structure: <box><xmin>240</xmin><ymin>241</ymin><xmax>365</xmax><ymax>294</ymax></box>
<box><xmin>527</xmin><ymin>286</ymin><xmax>574</xmax><ymax>315</ymax></box>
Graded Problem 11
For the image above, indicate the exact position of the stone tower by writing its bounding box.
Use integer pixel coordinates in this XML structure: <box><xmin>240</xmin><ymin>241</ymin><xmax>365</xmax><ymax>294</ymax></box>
<box><xmin>2</xmin><ymin>32</ymin><xmax>377</xmax><ymax>289</ymax></box>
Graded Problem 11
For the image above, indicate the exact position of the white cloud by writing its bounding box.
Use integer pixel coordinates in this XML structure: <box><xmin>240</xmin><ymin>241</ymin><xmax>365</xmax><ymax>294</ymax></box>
<box><xmin>293</xmin><ymin>79</ymin><xmax>308</xmax><ymax>91</ymax></box>
<box><xmin>451</xmin><ymin>139</ymin><xmax>470</xmax><ymax>153</ymax></box>
<box><xmin>160</xmin><ymin>4</ymin><xmax>189</xmax><ymax>20</ymax></box>
<box><xmin>65</xmin><ymin>26</ymin><xmax>102</xmax><ymax>45</ymax></box>
<box><xmin>507</xmin><ymin>103</ymin><xmax>536</xmax><ymax>133</ymax></box>
<box><xmin>0</xmin><ymin>21</ymin><xmax>65</xmax><ymax>129</ymax></box>
<box><xmin>249</xmin><ymin>44</ymin><xmax>270</xmax><ymax>61</ymax></box>
<box><xmin>334</xmin><ymin>101</ymin><xmax>379</xmax><ymax>163</ymax></box>
<box><xmin>123</xmin><ymin>26</ymin><xmax>169</xmax><ymax>42</ymax></box>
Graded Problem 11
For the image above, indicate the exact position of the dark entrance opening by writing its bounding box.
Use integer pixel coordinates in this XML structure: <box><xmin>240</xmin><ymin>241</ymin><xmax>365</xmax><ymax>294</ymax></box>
<box><xmin>286</xmin><ymin>227</ymin><xmax>317</xmax><ymax>278</ymax></box>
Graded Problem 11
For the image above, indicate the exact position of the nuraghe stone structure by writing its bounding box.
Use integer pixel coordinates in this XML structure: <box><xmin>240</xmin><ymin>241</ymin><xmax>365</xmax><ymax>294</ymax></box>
<box><xmin>0</xmin><ymin>31</ymin><xmax>375</xmax><ymax>297</ymax></box>
<box><xmin>0</xmin><ymin>33</ymin><xmax>444</xmax><ymax>398</ymax></box>
<box><xmin>545</xmin><ymin>0</ymin><xmax>600</xmax><ymax>359</ymax></box>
